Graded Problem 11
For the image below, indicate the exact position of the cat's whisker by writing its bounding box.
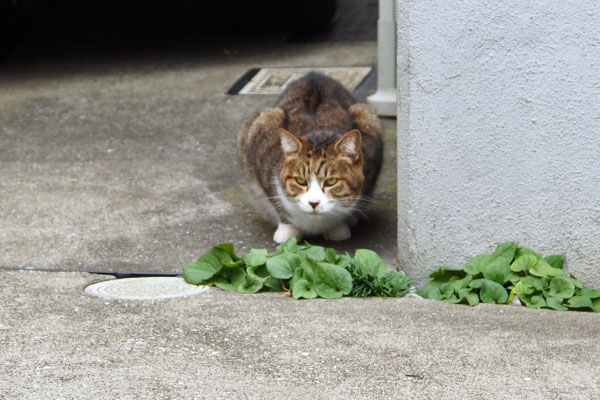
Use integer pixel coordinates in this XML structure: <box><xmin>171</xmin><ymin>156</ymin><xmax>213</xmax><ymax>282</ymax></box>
<box><xmin>338</xmin><ymin>210</ymin><xmax>361</xmax><ymax>224</ymax></box>
<box><xmin>351</xmin><ymin>201</ymin><xmax>375</xmax><ymax>213</ymax></box>
<box><xmin>351</xmin><ymin>204</ymin><xmax>372</xmax><ymax>213</ymax></box>
<box><xmin>331</xmin><ymin>206</ymin><xmax>365</xmax><ymax>223</ymax></box>
<box><xmin>348</xmin><ymin>208</ymin><xmax>370</xmax><ymax>222</ymax></box>
<box><xmin>335</xmin><ymin>196</ymin><xmax>372</xmax><ymax>211</ymax></box>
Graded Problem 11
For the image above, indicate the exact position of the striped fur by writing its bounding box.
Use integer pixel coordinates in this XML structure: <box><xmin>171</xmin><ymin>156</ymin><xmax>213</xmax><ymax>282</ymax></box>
<box><xmin>238</xmin><ymin>72</ymin><xmax>383</xmax><ymax>242</ymax></box>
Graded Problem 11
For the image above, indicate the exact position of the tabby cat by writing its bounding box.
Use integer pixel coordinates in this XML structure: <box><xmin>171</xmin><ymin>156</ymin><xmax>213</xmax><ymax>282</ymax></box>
<box><xmin>238</xmin><ymin>72</ymin><xmax>383</xmax><ymax>243</ymax></box>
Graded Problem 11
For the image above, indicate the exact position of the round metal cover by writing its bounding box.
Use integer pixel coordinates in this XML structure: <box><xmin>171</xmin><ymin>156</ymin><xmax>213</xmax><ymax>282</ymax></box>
<box><xmin>85</xmin><ymin>277</ymin><xmax>209</xmax><ymax>300</ymax></box>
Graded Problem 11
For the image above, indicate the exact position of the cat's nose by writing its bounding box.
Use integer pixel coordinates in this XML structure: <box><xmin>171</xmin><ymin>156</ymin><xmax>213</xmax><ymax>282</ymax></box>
<box><xmin>309</xmin><ymin>201</ymin><xmax>319</xmax><ymax>209</ymax></box>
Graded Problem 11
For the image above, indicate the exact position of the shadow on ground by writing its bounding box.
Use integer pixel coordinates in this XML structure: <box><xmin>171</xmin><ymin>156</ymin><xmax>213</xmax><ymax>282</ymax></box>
<box><xmin>0</xmin><ymin>0</ymin><xmax>396</xmax><ymax>274</ymax></box>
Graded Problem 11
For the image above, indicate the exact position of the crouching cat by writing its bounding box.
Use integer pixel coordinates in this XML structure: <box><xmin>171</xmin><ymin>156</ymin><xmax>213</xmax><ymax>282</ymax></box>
<box><xmin>238</xmin><ymin>72</ymin><xmax>383</xmax><ymax>243</ymax></box>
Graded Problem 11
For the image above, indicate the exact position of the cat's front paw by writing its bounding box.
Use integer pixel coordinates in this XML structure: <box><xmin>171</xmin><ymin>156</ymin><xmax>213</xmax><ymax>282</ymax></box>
<box><xmin>273</xmin><ymin>223</ymin><xmax>303</xmax><ymax>244</ymax></box>
<box><xmin>323</xmin><ymin>224</ymin><xmax>351</xmax><ymax>241</ymax></box>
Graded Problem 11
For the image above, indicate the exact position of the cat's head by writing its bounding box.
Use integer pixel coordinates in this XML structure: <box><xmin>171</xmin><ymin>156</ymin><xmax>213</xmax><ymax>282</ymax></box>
<box><xmin>278</xmin><ymin>128</ymin><xmax>364</xmax><ymax>216</ymax></box>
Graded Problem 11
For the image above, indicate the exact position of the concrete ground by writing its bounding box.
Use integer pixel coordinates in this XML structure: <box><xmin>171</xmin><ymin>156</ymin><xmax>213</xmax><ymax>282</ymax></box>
<box><xmin>2</xmin><ymin>270</ymin><xmax>599</xmax><ymax>399</ymax></box>
<box><xmin>0</xmin><ymin>35</ymin><xmax>395</xmax><ymax>275</ymax></box>
<box><xmin>1</xmin><ymin>3</ymin><xmax>600</xmax><ymax>399</ymax></box>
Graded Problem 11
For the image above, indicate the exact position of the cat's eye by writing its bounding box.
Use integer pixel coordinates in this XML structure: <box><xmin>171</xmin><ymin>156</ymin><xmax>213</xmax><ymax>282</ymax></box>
<box><xmin>324</xmin><ymin>177</ymin><xmax>338</xmax><ymax>186</ymax></box>
<box><xmin>295</xmin><ymin>177</ymin><xmax>308</xmax><ymax>186</ymax></box>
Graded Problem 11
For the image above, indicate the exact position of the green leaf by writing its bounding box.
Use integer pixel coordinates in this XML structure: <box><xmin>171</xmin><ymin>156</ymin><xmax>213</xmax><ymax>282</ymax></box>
<box><xmin>223</xmin><ymin>260</ymin><xmax>244</xmax><ymax>268</ymax></box>
<box><xmin>289</xmin><ymin>265</ymin><xmax>304</xmax><ymax>287</ymax></box>
<box><xmin>468</xmin><ymin>279</ymin><xmax>482</xmax><ymax>289</ymax></box>
<box><xmin>302</xmin><ymin>245</ymin><xmax>327</xmax><ymax>261</ymax></box>
<box><xmin>521</xmin><ymin>276</ymin><xmax>547</xmax><ymax>291</ymax></box>
<box><xmin>492</xmin><ymin>241</ymin><xmax>518</xmax><ymax>262</ymax></box>
<box><xmin>576</xmin><ymin>287</ymin><xmax>600</xmax><ymax>299</ymax></box>
<box><xmin>520</xmin><ymin>293</ymin><xmax>546</xmax><ymax>308</ymax></box>
<box><xmin>183</xmin><ymin>262</ymin><xmax>216</xmax><ymax>285</ymax></box>
<box><xmin>518</xmin><ymin>291</ymin><xmax>546</xmax><ymax>308</ymax></box>
<box><xmin>326</xmin><ymin>248</ymin><xmax>338</xmax><ymax>264</ymax></box>
<box><xmin>291</xmin><ymin>279</ymin><xmax>318</xmax><ymax>299</ymax></box>
<box><xmin>385</xmin><ymin>271</ymin><xmax>416</xmax><ymax>296</ymax></box>
<box><xmin>515</xmin><ymin>246</ymin><xmax>542</xmax><ymax>260</ymax></box>
<box><xmin>529</xmin><ymin>258</ymin><xmax>565</xmax><ymax>278</ymax></box>
<box><xmin>252</xmin><ymin>264</ymin><xmax>270</xmax><ymax>278</ymax></box>
<box><xmin>311</xmin><ymin>260</ymin><xmax>353</xmax><ymax>299</ymax></box>
<box><xmin>439</xmin><ymin>282</ymin><xmax>454</xmax><ymax>298</ymax></box>
<box><xmin>204</xmin><ymin>248</ymin><xmax>235</xmax><ymax>266</ymax></box>
<box><xmin>457</xmin><ymin>288</ymin><xmax>480</xmax><ymax>306</ymax></box>
<box><xmin>428</xmin><ymin>267</ymin><xmax>466</xmax><ymax>281</ymax></box>
<box><xmin>266</xmin><ymin>253</ymin><xmax>301</xmax><ymax>279</ymax></box>
<box><xmin>482</xmin><ymin>258</ymin><xmax>511</xmax><ymax>284</ymax></box>
<box><xmin>278</xmin><ymin>236</ymin><xmax>300</xmax><ymax>253</ymax></box>
<box><xmin>302</xmin><ymin>262</ymin><xmax>315</xmax><ymax>283</ymax></box>
<box><xmin>354</xmin><ymin>249</ymin><xmax>387</xmax><ymax>278</ymax></box>
<box><xmin>506</xmin><ymin>286</ymin><xmax>517</xmax><ymax>304</ymax></box>
<box><xmin>424</xmin><ymin>287</ymin><xmax>442</xmax><ymax>300</ymax></box>
<box><xmin>449</xmin><ymin>275</ymin><xmax>472</xmax><ymax>291</ymax></box>
<box><xmin>417</xmin><ymin>268</ymin><xmax>465</xmax><ymax>298</ymax></box>
<box><xmin>238</xmin><ymin>268</ymin><xmax>265</xmax><ymax>293</ymax></box>
<box><xmin>417</xmin><ymin>281</ymin><xmax>441</xmax><ymax>298</ymax></box>
<box><xmin>478</xmin><ymin>279</ymin><xmax>508</xmax><ymax>304</ymax></box>
<box><xmin>464</xmin><ymin>254</ymin><xmax>493</xmax><ymax>275</ymax></box>
<box><xmin>214</xmin><ymin>243</ymin><xmax>240</xmax><ymax>261</ymax></box>
<box><xmin>593</xmin><ymin>298</ymin><xmax>600</xmax><ymax>313</ymax></box>
<box><xmin>544</xmin><ymin>254</ymin><xmax>565</xmax><ymax>269</ymax></box>
<box><xmin>514</xmin><ymin>280</ymin><xmax>535</xmax><ymax>297</ymax></box>
<box><xmin>510</xmin><ymin>254</ymin><xmax>538</xmax><ymax>273</ymax></box>
<box><xmin>211</xmin><ymin>267</ymin><xmax>246</xmax><ymax>291</ymax></box>
<box><xmin>506</xmin><ymin>271</ymin><xmax>521</xmax><ymax>284</ymax></box>
<box><xmin>545</xmin><ymin>296</ymin><xmax>568</xmax><ymax>311</ymax></box>
<box><xmin>334</xmin><ymin>253</ymin><xmax>353</xmax><ymax>269</ymax></box>
<box><xmin>571</xmin><ymin>277</ymin><xmax>584</xmax><ymax>289</ymax></box>
<box><xmin>465</xmin><ymin>291</ymin><xmax>480</xmax><ymax>306</ymax></box>
<box><xmin>548</xmin><ymin>277</ymin><xmax>575</xmax><ymax>298</ymax></box>
<box><xmin>567</xmin><ymin>296</ymin><xmax>594</xmax><ymax>310</ymax></box>
<box><xmin>463</xmin><ymin>242</ymin><xmax>516</xmax><ymax>277</ymax></box>
<box><xmin>242</xmin><ymin>248</ymin><xmax>268</xmax><ymax>267</ymax></box>
<box><xmin>183</xmin><ymin>260</ymin><xmax>221</xmax><ymax>284</ymax></box>
<box><xmin>264</xmin><ymin>277</ymin><xmax>283</xmax><ymax>291</ymax></box>
<box><xmin>246</xmin><ymin>266</ymin><xmax>267</xmax><ymax>283</ymax></box>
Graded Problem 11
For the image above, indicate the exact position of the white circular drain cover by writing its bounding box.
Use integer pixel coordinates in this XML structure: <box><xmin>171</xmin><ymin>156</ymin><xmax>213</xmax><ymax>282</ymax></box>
<box><xmin>85</xmin><ymin>277</ymin><xmax>209</xmax><ymax>300</ymax></box>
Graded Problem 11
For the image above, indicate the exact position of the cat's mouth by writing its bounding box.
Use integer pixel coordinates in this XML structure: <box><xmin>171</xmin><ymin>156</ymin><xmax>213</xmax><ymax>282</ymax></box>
<box><xmin>305</xmin><ymin>208</ymin><xmax>329</xmax><ymax>217</ymax></box>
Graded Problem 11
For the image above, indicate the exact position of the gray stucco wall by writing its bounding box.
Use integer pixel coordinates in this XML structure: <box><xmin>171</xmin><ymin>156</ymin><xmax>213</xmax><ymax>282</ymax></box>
<box><xmin>396</xmin><ymin>0</ymin><xmax>600</xmax><ymax>286</ymax></box>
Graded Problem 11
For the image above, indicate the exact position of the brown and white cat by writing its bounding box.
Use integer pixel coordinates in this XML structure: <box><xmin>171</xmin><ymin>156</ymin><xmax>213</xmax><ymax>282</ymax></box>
<box><xmin>238</xmin><ymin>72</ymin><xmax>383</xmax><ymax>243</ymax></box>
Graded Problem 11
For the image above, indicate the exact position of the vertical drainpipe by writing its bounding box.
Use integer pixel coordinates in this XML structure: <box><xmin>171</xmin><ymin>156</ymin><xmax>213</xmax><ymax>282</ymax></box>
<box><xmin>367</xmin><ymin>0</ymin><xmax>397</xmax><ymax>117</ymax></box>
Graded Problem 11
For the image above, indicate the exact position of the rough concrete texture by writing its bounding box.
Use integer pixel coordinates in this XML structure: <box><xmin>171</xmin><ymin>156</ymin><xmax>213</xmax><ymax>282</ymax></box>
<box><xmin>0</xmin><ymin>37</ymin><xmax>398</xmax><ymax>274</ymax></box>
<box><xmin>396</xmin><ymin>0</ymin><xmax>600</xmax><ymax>287</ymax></box>
<box><xmin>1</xmin><ymin>270</ymin><xmax>599</xmax><ymax>399</ymax></box>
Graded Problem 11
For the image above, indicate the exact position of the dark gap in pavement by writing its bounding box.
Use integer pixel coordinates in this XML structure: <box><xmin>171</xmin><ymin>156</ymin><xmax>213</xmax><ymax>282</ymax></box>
<box><xmin>0</xmin><ymin>265</ymin><xmax>181</xmax><ymax>278</ymax></box>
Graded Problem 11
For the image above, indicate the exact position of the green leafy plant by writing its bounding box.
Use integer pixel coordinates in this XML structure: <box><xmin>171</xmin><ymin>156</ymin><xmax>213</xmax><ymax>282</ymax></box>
<box><xmin>417</xmin><ymin>241</ymin><xmax>600</xmax><ymax>312</ymax></box>
<box><xmin>183</xmin><ymin>238</ymin><xmax>416</xmax><ymax>299</ymax></box>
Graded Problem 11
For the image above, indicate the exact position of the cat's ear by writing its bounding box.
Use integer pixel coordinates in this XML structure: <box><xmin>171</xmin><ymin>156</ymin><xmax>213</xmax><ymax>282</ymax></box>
<box><xmin>333</xmin><ymin>129</ymin><xmax>361</xmax><ymax>162</ymax></box>
<box><xmin>279</xmin><ymin>128</ymin><xmax>304</xmax><ymax>154</ymax></box>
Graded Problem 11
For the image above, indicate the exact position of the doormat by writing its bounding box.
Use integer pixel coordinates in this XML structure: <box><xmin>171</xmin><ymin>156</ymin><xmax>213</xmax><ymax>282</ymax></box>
<box><xmin>227</xmin><ymin>67</ymin><xmax>372</xmax><ymax>95</ymax></box>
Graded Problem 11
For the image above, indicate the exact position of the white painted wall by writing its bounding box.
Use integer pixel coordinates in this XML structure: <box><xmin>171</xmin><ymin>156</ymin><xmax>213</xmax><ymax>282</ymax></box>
<box><xmin>396</xmin><ymin>0</ymin><xmax>600</xmax><ymax>286</ymax></box>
